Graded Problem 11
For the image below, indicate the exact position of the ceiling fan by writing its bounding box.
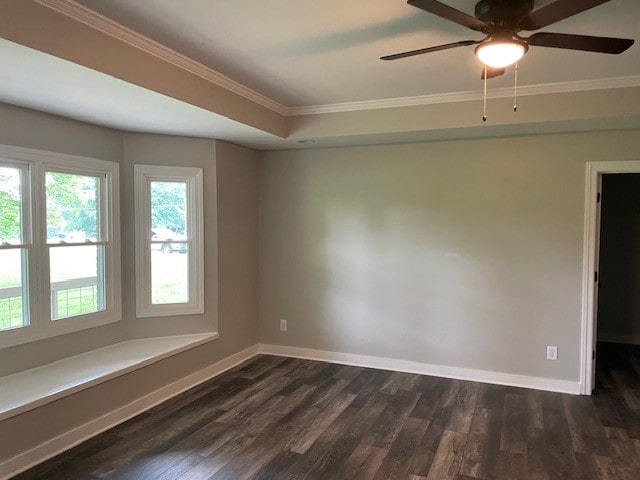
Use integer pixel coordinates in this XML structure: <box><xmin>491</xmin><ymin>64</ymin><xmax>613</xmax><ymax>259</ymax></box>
<box><xmin>381</xmin><ymin>0</ymin><xmax>635</xmax><ymax>79</ymax></box>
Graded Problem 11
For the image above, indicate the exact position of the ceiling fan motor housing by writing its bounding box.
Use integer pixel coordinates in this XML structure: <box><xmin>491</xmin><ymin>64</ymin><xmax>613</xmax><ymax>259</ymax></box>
<box><xmin>475</xmin><ymin>0</ymin><xmax>534</xmax><ymax>29</ymax></box>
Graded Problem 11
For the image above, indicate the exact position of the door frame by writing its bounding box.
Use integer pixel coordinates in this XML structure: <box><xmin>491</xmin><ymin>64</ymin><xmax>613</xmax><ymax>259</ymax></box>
<box><xmin>581</xmin><ymin>160</ymin><xmax>640</xmax><ymax>394</ymax></box>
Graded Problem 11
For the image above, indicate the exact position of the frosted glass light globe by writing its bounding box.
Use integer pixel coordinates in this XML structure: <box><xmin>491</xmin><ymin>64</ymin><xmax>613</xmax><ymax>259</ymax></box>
<box><xmin>475</xmin><ymin>40</ymin><xmax>527</xmax><ymax>69</ymax></box>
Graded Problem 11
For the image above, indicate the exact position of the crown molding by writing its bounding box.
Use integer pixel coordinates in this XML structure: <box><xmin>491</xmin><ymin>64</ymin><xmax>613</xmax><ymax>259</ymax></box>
<box><xmin>287</xmin><ymin>75</ymin><xmax>640</xmax><ymax>116</ymax></box>
<box><xmin>34</xmin><ymin>0</ymin><xmax>289</xmax><ymax>116</ymax></box>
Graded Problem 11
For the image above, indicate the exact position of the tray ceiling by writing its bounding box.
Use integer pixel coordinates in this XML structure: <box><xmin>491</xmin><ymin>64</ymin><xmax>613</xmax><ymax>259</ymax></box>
<box><xmin>75</xmin><ymin>0</ymin><xmax>640</xmax><ymax>107</ymax></box>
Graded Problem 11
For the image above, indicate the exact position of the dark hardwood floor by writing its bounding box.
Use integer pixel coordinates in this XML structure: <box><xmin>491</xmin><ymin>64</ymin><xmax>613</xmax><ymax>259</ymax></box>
<box><xmin>14</xmin><ymin>342</ymin><xmax>640</xmax><ymax>480</ymax></box>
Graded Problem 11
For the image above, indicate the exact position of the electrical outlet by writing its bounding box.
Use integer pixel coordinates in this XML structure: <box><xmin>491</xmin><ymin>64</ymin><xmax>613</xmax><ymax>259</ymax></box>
<box><xmin>280</xmin><ymin>319</ymin><xmax>288</xmax><ymax>332</ymax></box>
<box><xmin>547</xmin><ymin>346</ymin><xmax>558</xmax><ymax>361</ymax></box>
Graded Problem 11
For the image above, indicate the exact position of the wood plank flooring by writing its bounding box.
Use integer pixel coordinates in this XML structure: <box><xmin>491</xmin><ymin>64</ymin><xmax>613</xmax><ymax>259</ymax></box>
<box><xmin>14</xmin><ymin>342</ymin><xmax>640</xmax><ymax>479</ymax></box>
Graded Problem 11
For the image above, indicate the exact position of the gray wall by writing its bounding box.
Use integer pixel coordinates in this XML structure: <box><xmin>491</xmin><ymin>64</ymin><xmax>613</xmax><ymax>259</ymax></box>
<box><xmin>0</xmin><ymin>104</ymin><xmax>260</xmax><ymax>466</ymax></box>
<box><xmin>259</xmin><ymin>130</ymin><xmax>640</xmax><ymax>382</ymax></box>
<box><xmin>597</xmin><ymin>173</ymin><xmax>640</xmax><ymax>343</ymax></box>
<box><xmin>216</xmin><ymin>141</ymin><xmax>260</xmax><ymax>353</ymax></box>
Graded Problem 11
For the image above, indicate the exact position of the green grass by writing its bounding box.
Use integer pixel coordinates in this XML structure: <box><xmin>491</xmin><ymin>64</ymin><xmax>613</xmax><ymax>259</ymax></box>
<box><xmin>52</xmin><ymin>286</ymin><xmax>100</xmax><ymax>320</ymax></box>
<box><xmin>0</xmin><ymin>277</ymin><xmax>20</xmax><ymax>288</ymax></box>
<box><xmin>1</xmin><ymin>282</ymin><xmax>183</xmax><ymax>330</ymax></box>
<box><xmin>0</xmin><ymin>295</ymin><xmax>25</xmax><ymax>330</ymax></box>
<box><xmin>1</xmin><ymin>248</ymin><xmax>187</xmax><ymax>329</ymax></box>
<box><xmin>152</xmin><ymin>281</ymin><xmax>188</xmax><ymax>304</ymax></box>
<box><xmin>0</xmin><ymin>274</ymin><xmax>24</xmax><ymax>330</ymax></box>
<box><xmin>0</xmin><ymin>287</ymin><xmax>101</xmax><ymax>330</ymax></box>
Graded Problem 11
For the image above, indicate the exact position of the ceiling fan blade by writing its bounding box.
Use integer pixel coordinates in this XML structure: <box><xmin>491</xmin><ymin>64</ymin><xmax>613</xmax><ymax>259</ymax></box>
<box><xmin>381</xmin><ymin>40</ymin><xmax>478</xmax><ymax>60</ymax></box>
<box><xmin>527</xmin><ymin>32</ymin><xmax>634</xmax><ymax>54</ymax></box>
<box><xmin>521</xmin><ymin>0</ymin><xmax>611</xmax><ymax>31</ymax></box>
<box><xmin>481</xmin><ymin>67</ymin><xmax>505</xmax><ymax>80</ymax></box>
<box><xmin>408</xmin><ymin>0</ymin><xmax>487</xmax><ymax>32</ymax></box>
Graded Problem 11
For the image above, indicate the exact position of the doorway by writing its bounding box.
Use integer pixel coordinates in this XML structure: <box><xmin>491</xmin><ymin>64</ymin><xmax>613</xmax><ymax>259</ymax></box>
<box><xmin>581</xmin><ymin>162</ymin><xmax>640</xmax><ymax>394</ymax></box>
<box><xmin>597</xmin><ymin>174</ymin><xmax>640</xmax><ymax>345</ymax></box>
<box><xmin>595</xmin><ymin>174</ymin><xmax>640</xmax><ymax>394</ymax></box>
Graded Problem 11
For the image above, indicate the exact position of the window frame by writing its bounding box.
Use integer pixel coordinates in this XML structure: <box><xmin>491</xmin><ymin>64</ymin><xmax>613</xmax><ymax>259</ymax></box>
<box><xmin>134</xmin><ymin>165</ymin><xmax>204</xmax><ymax>318</ymax></box>
<box><xmin>0</xmin><ymin>145</ymin><xmax>121</xmax><ymax>349</ymax></box>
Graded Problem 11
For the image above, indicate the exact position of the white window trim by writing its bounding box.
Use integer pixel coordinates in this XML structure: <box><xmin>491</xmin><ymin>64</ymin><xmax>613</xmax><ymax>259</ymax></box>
<box><xmin>134</xmin><ymin>165</ymin><xmax>204</xmax><ymax>318</ymax></box>
<box><xmin>0</xmin><ymin>145</ymin><xmax>121</xmax><ymax>349</ymax></box>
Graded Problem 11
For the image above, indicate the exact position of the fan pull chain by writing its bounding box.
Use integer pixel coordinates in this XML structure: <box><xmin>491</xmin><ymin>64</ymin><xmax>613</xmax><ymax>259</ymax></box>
<box><xmin>483</xmin><ymin>66</ymin><xmax>487</xmax><ymax>122</ymax></box>
<box><xmin>513</xmin><ymin>62</ymin><xmax>519</xmax><ymax>112</ymax></box>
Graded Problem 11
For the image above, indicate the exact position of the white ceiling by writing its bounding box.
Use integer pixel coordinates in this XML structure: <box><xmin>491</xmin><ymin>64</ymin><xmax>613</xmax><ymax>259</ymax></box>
<box><xmin>75</xmin><ymin>0</ymin><xmax>640</xmax><ymax>107</ymax></box>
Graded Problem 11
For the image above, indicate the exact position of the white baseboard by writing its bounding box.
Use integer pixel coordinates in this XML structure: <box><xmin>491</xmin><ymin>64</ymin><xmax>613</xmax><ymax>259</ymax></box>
<box><xmin>258</xmin><ymin>344</ymin><xmax>581</xmax><ymax>395</ymax></box>
<box><xmin>598</xmin><ymin>332</ymin><xmax>640</xmax><ymax>345</ymax></box>
<box><xmin>0</xmin><ymin>344</ymin><xmax>259</xmax><ymax>480</ymax></box>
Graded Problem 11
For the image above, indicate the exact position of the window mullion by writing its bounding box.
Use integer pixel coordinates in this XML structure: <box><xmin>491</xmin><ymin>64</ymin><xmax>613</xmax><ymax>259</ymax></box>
<box><xmin>0</xmin><ymin>242</ymin><xmax>29</xmax><ymax>250</ymax></box>
<box><xmin>46</xmin><ymin>241</ymin><xmax>109</xmax><ymax>247</ymax></box>
<box><xmin>19</xmin><ymin>166</ymin><xmax>33</xmax><ymax>329</ymax></box>
<box><xmin>31</xmin><ymin>162</ymin><xmax>51</xmax><ymax>330</ymax></box>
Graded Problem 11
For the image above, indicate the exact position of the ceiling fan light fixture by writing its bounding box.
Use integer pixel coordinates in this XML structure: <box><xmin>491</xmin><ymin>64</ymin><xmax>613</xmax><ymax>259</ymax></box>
<box><xmin>475</xmin><ymin>38</ymin><xmax>528</xmax><ymax>69</ymax></box>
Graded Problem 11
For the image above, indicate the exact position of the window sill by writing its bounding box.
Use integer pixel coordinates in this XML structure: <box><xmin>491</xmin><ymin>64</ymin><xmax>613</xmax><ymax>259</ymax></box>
<box><xmin>0</xmin><ymin>332</ymin><xmax>218</xmax><ymax>421</ymax></box>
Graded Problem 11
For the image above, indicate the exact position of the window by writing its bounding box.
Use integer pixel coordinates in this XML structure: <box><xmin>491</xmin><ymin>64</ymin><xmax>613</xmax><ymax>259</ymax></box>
<box><xmin>0</xmin><ymin>145</ymin><xmax>121</xmax><ymax>348</ymax></box>
<box><xmin>134</xmin><ymin>165</ymin><xmax>204</xmax><ymax>317</ymax></box>
<box><xmin>46</xmin><ymin>171</ymin><xmax>104</xmax><ymax>320</ymax></box>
